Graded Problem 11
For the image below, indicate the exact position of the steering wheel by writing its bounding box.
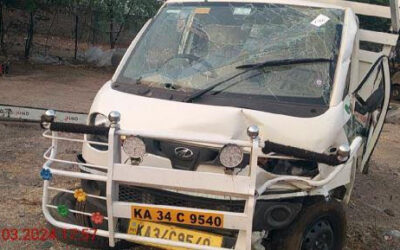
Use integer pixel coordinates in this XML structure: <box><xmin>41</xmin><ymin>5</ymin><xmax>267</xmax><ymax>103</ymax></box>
<box><xmin>164</xmin><ymin>54</ymin><xmax>200</xmax><ymax>65</ymax></box>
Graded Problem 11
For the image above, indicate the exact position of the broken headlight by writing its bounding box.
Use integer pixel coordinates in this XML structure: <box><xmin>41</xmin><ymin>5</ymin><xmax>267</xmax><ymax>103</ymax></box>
<box><xmin>258</xmin><ymin>158</ymin><xmax>319</xmax><ymax>177</ymax></box>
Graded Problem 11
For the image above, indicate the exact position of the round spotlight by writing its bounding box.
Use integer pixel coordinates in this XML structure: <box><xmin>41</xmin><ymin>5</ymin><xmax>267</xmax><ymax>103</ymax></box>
<box><xmin>122</xmin><ymin>136</ymin><xmax>146</xmax><ymax>159</ymax></box>
<box><xmin>219</xmin><ymin>144</ymin><xmax>244</xmax><ymax>169</ymax></box>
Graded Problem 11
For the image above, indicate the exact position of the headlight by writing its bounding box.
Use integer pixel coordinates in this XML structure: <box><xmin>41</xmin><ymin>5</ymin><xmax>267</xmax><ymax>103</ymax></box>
<box><xmin>219</xmin><ymin>144</ymin><xmax>244</xmax><ymax>168</ymax></box>
<box><xmin>93</xmin><ymin>113</ymin><xmax>110</xmax><ymax>127</ymax></box>
<box><xmin>123</xmin><ymin>136</ymin><xmax>146</xmax><ymax>159</ymax></box>
<box><xmin>88</xmin><ymin>113</ymin><xmax>110</xmax><ymax>151</ymax></box>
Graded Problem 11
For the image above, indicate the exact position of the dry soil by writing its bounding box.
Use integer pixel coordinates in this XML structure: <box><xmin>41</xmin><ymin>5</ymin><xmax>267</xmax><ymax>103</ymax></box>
<box><xmin>0</xmin><ymin>62</ymin><xmax>399</xmax><ymax>250</ymax></box>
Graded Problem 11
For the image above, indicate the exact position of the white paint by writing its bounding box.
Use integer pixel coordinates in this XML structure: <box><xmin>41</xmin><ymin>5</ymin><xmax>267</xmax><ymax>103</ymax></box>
<box><xmin>311</xmin><ymin>14</ymin><xmax>330</xmax><ymax>27</ymax></box>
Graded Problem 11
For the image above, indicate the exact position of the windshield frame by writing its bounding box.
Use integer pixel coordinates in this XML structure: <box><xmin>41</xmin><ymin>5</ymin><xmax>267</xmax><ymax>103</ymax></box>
<box><xmin>113</xmin><ymin>1</ymin><xmax>351</xmax><ymax>117</ymax></box>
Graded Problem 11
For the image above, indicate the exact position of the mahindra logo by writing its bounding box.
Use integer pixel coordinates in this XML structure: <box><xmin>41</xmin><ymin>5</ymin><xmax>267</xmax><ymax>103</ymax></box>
<box><xmin>174</xmin><ymin>147</ymin><xmax>194</xmax><ymax>160</ymax></box>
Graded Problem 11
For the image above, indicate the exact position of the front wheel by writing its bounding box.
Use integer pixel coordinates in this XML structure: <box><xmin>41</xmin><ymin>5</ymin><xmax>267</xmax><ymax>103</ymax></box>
<box><xmin>49</xmin><ymin>191</ymin><xmax>133</xmax><ymax>249</ymax></box>
<box><xmin>48</xmin><ymin>192</ymin><xmax>112</xmax><ymax>249</ymax></box>
<box><xmin>268</xmin><ymin>199</ymin><xmax>347</xmax><ymax>250</ymax></box>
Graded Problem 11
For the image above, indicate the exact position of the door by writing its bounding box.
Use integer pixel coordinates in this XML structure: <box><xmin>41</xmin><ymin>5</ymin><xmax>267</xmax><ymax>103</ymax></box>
<box><xmin>352</xmin><ymin>56</ymin><xmax>391</xmax><ymax>174</ymax></box>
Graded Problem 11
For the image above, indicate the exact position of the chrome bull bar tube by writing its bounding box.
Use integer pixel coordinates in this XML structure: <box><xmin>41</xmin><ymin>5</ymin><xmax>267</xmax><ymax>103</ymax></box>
<box><xmin>40</xmin><ymin>110</ymin><xmax>356</xmax><ymax>249</ymax></box>
<box><xmin>41</xmin><ymin>111</ymin><xmax>260</xmax><ymax>249</ymax></box>
<box><xmin>256</xmin><ymin>137</ymin><xmax>363</xmax><ymax>196</ymax></box>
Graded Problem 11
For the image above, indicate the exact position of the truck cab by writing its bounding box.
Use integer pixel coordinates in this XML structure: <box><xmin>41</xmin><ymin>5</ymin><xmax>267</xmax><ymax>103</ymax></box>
<box><xmin>40</xmin><ymin>1</ymin><xmax>399</xmax><ymax>249</ymax></box>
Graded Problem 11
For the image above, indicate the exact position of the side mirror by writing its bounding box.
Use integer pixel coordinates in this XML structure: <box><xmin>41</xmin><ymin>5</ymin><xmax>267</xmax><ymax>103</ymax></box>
<box><xmin>355</xmin><ymin>88</ymin><xmax>384</xmax><ymax>115</ymax></box>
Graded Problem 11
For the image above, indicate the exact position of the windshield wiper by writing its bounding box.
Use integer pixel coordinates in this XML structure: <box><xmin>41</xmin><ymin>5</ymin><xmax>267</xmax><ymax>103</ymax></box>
<box><xmin>184</xmin><ymin>57</ymin><xmax>332</xmax><ymax>103</ymax></box>
<box><xmin>184</xmin><ymin>70</ymin><xmax>249</xmax><ymax>103</ymax></box>
<box><xmin>236</xmin><ymin>58</ymin><xmax>332</xmax><ymax>70</ymax></box>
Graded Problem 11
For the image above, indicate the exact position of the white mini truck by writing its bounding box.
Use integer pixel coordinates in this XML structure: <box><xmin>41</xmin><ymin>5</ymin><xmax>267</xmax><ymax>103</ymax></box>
<box><xmin>40</xmin><ymin>1</ymin><xmax>400</xmax><ymax>249</ymax></box>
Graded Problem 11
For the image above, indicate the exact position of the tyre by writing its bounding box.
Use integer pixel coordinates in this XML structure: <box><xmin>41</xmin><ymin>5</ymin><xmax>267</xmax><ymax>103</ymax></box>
<box><xmin>268</xmin><ymin>199</ymin><xmax>347</xmax><ymax>250</ymax></box>
<box><xmin>49</xmin><ymin>192</ymin><xmax>132</xmax><ymax>249</ymax></box>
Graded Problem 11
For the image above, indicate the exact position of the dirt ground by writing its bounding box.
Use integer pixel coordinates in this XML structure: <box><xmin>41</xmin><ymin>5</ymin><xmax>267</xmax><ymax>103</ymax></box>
<box><xmin>0</xmin><ymin>63</ymin><xmax>399</xmax><ymax>249</ymax></box>
<box><xmin>0</xmin><ymin>62</ymin><xmax>116</xmax><ymax>112</ymax></box>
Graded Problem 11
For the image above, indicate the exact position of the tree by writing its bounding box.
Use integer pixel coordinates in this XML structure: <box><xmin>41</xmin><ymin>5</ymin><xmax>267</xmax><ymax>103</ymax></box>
<box><xmin>0</xmin><ymin>0</ymin><xmax>162</xmax><ymax>58</ymax></box>
<box><xmin>0</xmin><ymin>0</ymin><xmax>16</xmax><ymax>57</ymax></box>
<box><xmin>97</xmin><ymin>0</ymin><xmax>161</xmax><ymax>48</ymax></box>
<box><xmin>24</xmin><ymin>0</ymin><xmax>39</xmax><ymax>59</ymax></box>
<box><xmin>0</xmin><ymin>1</ymin><xmax>5</xmax><ymax>56</ymax></box>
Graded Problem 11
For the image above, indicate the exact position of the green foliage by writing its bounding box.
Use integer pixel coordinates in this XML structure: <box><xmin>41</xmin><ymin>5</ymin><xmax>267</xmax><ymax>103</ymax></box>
<box><xmin>94</xmin><ymin>0</ymin><xmax>161</xmax><ymax>28</ymax></box>
<box><xmin>50</xmin><ymin>0</ymin><xmax>161</xmax><ymax>37</ymax></box>
<box><xmin>24</xmin><ymin>0</ymin><xmax>38</xmax><ymax>11</ymax></box>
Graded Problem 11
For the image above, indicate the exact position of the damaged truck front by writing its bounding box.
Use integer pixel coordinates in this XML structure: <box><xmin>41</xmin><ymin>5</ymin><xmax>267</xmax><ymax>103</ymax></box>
<box><xmin>39</xmin><ymin>0</ymin><xmax>399</xmax><ymax>249</ymax></box>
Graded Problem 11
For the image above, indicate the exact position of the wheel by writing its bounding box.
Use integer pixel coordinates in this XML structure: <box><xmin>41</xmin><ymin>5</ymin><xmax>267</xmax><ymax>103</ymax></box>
<box><xmin>268</xmin><ymin>199</ymin><xmax>347</xmax><ymax>250</ymax></box>
<box><xmin>49</xmin><ymin>192</ymin><xmax>132</xmax><ymax>249</ymax></box>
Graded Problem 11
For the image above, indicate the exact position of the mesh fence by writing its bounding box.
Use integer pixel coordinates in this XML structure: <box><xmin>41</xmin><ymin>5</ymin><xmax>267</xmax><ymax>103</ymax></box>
<box><xmin>0</xmin><ymin>1</ymin><xmax>161</xmax><ymax>60</ymax></box>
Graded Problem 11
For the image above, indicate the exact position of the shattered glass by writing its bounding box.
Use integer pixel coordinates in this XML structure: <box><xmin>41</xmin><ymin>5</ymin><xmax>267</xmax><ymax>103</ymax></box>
<box><xmin>119</xmin><ymin>2</ymin><xmax>344</xmax><ymax>106</ymax></box>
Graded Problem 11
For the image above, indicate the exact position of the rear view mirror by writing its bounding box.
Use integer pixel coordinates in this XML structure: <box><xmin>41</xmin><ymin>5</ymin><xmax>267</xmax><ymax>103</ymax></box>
<box><xmin>355</xmin><ymin>88</ymin><xmax>384</xmax><ymax>115</ymax></box>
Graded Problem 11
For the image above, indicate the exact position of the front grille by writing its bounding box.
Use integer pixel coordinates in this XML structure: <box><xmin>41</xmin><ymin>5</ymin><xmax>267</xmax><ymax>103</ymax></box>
<box><xmin>119</xmin><ymin>185</ymin><xmax>245</xmax><ymax>213</ymax></box>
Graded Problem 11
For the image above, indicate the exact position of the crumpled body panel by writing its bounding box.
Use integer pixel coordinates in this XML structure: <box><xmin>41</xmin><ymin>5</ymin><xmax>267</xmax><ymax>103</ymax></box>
<box><xmin>88</xmin><ymin>82</ymin><xmax>351</xmax><ymax>153</ymax></box>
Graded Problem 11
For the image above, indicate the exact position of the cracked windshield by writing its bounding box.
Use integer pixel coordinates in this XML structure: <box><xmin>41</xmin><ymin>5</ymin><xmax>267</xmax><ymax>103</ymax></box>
<box><xmin>119</xmin><ymin>3</ymin><xmax>344</xmax><ymax>106</ymax></box>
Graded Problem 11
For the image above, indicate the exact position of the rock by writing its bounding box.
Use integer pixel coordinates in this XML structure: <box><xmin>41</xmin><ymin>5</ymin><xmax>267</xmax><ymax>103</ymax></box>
<box><xmin>83</xmin><ymin>46</ymin><xmax>126</xmax><ymax>67</ymax></box>
<box><xmin>384</xmin><ymin>230</ymin><xmax>400</xmax><ymax>241</ymax></box>
<box><xmin>31</xmin><ymin>54</ymin><xmax>62</xmax><ymax>65</ymax></box>
<box><xmin>384</xmin><ymin>208</ymin><xmax>395</xmax><ymax>217</ymax></box>
<box><xmin>252</xmin><ymin>231</ymin><xmax>266</xmax><ymax>250</ymax></box>
<box><xmin>386</xmin><ymin>108</ymin><xmax>400</xmax><ymax>124</ymax></box>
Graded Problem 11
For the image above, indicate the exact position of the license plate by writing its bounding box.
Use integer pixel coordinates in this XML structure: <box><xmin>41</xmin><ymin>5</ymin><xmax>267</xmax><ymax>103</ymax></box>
<box><xmin>128</xmin><ymin>219</ymin><xmax>223</xmax><ymax>248</ymax></box>
<box><xmin>131</xmin><ymin>205</ymin><xmax>224</xmax><ymax>228</ymax></box>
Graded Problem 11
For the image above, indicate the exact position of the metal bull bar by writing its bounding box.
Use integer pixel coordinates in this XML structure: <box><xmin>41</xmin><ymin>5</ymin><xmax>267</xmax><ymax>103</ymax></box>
<box><xmin>0</xmin><ymin>104</ymin><xmax>87</xmax><ymax>123</ymax></box>
<box><xmin>40</xmin><ymin>110</ymin><xmax>360</xmax><ymax>249</ymax></box>
<box><xmin>41</xmin><ymin>110</ymin><xmax>260</xmax><ymax>250</ymax></box>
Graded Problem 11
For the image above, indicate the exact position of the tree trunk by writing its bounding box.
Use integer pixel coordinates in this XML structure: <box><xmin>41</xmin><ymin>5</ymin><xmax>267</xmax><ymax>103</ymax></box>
<box><xmin>110</xmin><ymin>21</ymin><xmax>114</xmax><ymax>49</ymax></box>
<box><xmin>109</xmin><ymin>2</ymin><xmax>114</xmax><ymax>49</ymax></box>
<box><xmin>112</xmin><ymin>2</ymin><xmax>134</xmax><ymax>50</ymax></box>
<box><xmin>74</xmin><ymin>14</ymin><xmax>78</xmax><ymax>59</ymax></box>
<box><xmin>0</xmin><ymin>2</ymin><xmax>5</xmax><ymax>57</ymax></box>
<box><xmin>86</xmin><ymin>0</ymin><xmax>94</xmax><ymax>45</ymax></box>
<box><xmin>44</xmin><ymin>11</ymin><xmax>57</xmax><ymax>55</ymax></box>
<box><xmin>24</xmin><ymin>11</ymin><xmax>34</xmax><ymax>59</ymax></box>
<box><xmin>91</xmin><ymin>11</ymin><xmax>96</xmax><ymax>45</ymax></box>
<box><xmin>113</xmin><ymin>23</ymin><xmax>124</xmax><ymax>47</ymax></box>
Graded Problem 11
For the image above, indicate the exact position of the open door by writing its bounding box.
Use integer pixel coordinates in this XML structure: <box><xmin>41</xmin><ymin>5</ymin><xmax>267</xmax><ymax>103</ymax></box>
<box><xmin>352</xmin><ymin>56</ymin><xmax>391</xmax><ymax>174</ymax></box>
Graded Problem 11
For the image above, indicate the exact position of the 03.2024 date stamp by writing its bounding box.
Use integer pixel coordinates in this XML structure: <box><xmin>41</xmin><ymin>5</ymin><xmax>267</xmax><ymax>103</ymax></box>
<box><xmin>1</xmin><ymin>228</ymin><xmax>98</xmax><ymax>242</ymax></box>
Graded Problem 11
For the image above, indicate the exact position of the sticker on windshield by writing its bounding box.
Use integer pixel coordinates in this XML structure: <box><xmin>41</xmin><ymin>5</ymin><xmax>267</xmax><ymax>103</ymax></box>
<box><xmin>314</xmin><ymin>79</ymin><xmax>324</xmax><ymax>87</ymax></box>
<box><xmin>233</xmin><ymin>7</ymin><xmax>252</xmax><ymax>15</ymax></box>
<box><xmin>311</xmin><ymin>14</ymin><xmax>330</xmax><ymax>27</ymax></box>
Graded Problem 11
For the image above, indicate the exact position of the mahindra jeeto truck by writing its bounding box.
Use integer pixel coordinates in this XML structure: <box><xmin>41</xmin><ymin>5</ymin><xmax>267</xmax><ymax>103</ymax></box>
<box><xmin>39</xmin><ymin>0</ymin><xmax>400</xmax><ymax>249</ymax></box>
